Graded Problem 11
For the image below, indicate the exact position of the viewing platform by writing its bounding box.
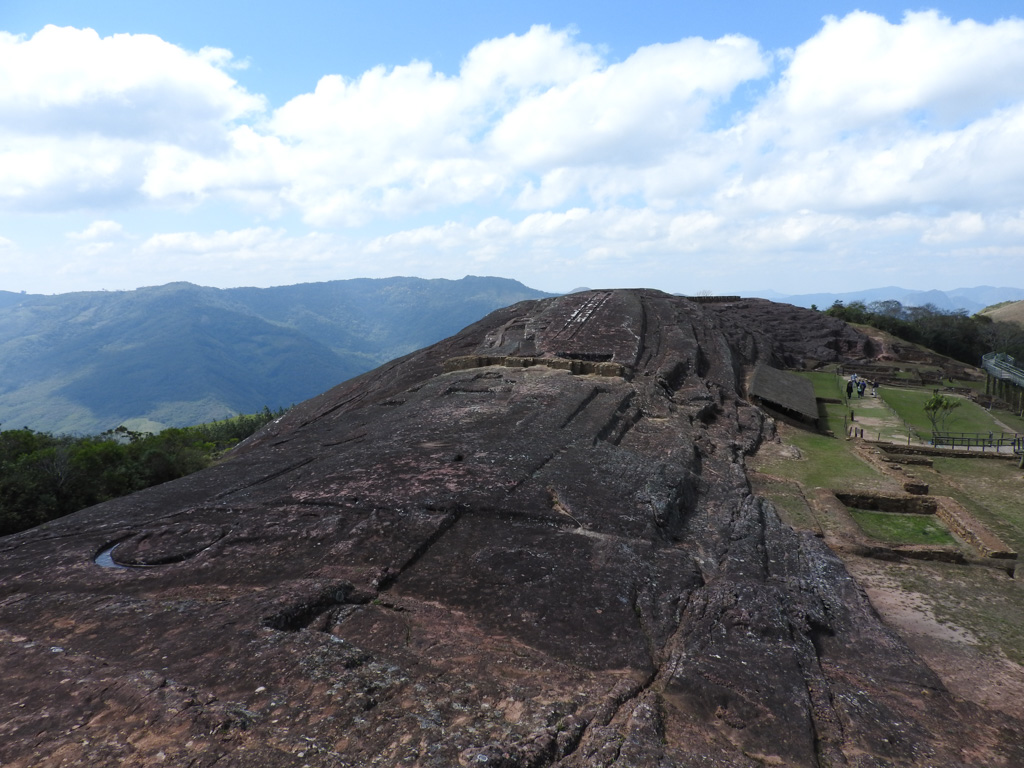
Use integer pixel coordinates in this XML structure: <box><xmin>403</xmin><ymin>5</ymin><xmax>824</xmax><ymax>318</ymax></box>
<box><xmin>982</xmin><ymin>352</ymin><xmax>1024</xmax><ymax>419</ymax></box>
<box><xmin>982</xmin><ymin>352</ymin><xmax>1024</xmax><ymax>389</ymax></box>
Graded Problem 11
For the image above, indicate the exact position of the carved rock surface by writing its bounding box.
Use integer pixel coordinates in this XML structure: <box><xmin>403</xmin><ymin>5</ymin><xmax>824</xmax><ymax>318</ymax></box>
<box><xmin>0</xmin><ymin>291</ymin><xmax>1019</xmax><ymax>767</ymax></box>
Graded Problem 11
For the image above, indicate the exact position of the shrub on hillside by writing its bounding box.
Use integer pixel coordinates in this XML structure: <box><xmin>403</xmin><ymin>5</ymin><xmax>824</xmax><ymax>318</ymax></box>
<box><xmin>0</xmin><ymin>407</ymin><xmax>285</xmax><ymax>537</ymax></box>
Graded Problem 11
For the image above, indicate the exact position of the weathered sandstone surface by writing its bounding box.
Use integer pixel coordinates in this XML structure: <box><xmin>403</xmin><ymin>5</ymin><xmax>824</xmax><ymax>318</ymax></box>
<box><xmin>1</xmin><ymin>291</ymin><xmax>1019</xmax><ymax>767</ymax></box>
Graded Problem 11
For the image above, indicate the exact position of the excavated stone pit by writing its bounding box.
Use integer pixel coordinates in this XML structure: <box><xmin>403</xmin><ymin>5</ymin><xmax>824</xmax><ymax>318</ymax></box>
<box><xmin>1</xmin><ymin>290</ymin><xmax>1021</xmax><ymax>767</ymax></box>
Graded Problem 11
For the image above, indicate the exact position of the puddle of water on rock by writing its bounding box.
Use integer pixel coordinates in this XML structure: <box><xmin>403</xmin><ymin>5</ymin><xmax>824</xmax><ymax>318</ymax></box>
<box><xmin>94</xmin><ymin>544</ymin><xmax>128</xmax><ymax>569</ymax></box>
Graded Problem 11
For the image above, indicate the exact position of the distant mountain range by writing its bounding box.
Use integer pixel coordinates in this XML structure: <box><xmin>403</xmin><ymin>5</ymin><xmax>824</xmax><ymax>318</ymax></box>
<box><xmin>0</xmin><ymin>277</ymin><xmax>552</xmax><ymax>434</ymax></box>
<box><xmin>6</xmin><ymin>278</ymin><xmax>1021</xmax><ymax>435</ymax></box>
<box><xmin>756</xmin><ymin>285</ymin><xmax>1024</xmax><ymax>314</ymax></box>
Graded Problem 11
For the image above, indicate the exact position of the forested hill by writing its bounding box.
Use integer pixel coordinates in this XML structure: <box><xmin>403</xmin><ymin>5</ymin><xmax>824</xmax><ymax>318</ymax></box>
<box><xmin>0</xmin><ymin>276</ymin><xmax>552</xmax><ymax>434</ymax></box>
<box><xmin>824</xmin><ymin>298</ymin><xmax>1024</xmax><ymax>365</ymax></box>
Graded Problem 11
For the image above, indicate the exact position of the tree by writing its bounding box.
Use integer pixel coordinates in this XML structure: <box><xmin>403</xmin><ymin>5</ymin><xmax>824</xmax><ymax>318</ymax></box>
<box><xmin>0</xmin><ymin>406</ymin><xmax>286</xmax><ymax>536</ymax></box>
<box><xmin>923</xmin><ymin>392</ymin><xmax>961</xmax><ymax>435</ymax></box>
<box><xmin>825</xmin><ymin>300</ymin><xmax>874</xmax><ymax>326</ymax></box>
<box><xmin>867</xmin><ymin>299</ymin><xmax>904</xmax><ymax>318</ymax></box>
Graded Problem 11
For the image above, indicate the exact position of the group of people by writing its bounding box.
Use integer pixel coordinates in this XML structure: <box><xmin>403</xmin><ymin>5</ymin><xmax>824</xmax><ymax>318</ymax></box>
<box><xmin>846</xmin><ymin>372</ymin><xmax>878</xmax><ymax>399</ymax></box>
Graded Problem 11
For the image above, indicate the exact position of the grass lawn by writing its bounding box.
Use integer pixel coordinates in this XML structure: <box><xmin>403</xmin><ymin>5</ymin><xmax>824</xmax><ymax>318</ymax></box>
<box><xmin>880</xmin><ymin>386</ymin><xmax>1011</xmax><ymax>441</ymax></box>
<box><xmin>750</xmin><ymin>427</ymin><xmax>890</xmax><ymax>492</ymax></box>
<box><xmin>849</xmin><ymin>509</ymin><xmax>956</xmax><ymax>545</ymax></box>
<box><xmin>958</xmin><ymin>379</ymin><xmax>987</xmax><ymax>394</ymax></box>
<box><xmin>917</xmin><ymin>457</ymin><xmax>1024</xmax><ymax>554</ymax></box>
<box><xmin>989</xmin><ymin>406</ymin><xmax>1024</xmax><ymax>434</ymax></box>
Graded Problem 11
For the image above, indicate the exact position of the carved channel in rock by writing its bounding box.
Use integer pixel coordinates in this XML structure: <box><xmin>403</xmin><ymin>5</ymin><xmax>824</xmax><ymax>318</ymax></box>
<box><xmin>94</xmin><ymin>523</ymin><xmax>228</xmax><ymax>568</ymax></box>
<box><xmin>262</xmin><ymin>582</ymin><xmax>373</xmax><ymax>632</ymax></box>
<box><xmin>443</xmin><ymin>354</ymin><xmax>626</xmax><ymax>378</ymax></box>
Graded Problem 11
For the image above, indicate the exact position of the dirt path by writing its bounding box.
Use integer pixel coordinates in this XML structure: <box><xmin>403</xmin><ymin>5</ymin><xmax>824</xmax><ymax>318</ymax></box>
<box><xmin>842</xmin><ymin>387</ymin><xmax>920</xmax><ymax>443</ymax></box>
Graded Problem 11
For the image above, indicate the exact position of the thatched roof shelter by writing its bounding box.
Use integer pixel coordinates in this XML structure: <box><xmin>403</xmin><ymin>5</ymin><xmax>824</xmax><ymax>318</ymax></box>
<box><xmin>749</xmin><ymin>364</ymin><xmax>819</xmax><ymax>423</ymax></box>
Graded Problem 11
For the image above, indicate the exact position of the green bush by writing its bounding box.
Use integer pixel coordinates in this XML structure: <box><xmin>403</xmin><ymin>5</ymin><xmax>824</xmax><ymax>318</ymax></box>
<box><xmin>0</xmin><ymin>406</ymin><xmax>285</xmax><ymax>536</ymax></box>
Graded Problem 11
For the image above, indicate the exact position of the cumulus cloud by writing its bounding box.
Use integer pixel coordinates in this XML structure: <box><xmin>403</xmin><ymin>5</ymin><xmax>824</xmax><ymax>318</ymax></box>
<box><xmin>5</xmin><ymin>12</ymin><xmax>1024</xmax><ymax>293</ymax></box>
<box><xmin>0</xmin><ymin>25</ymin><xmax>263</xmax><ymax>211</ymax></box>
<box><xmin>729</xmin><ymin>11</ymin><xmax>1024</xmax><ymax>216</ymax></box>
<box><xmin>137</xmin><ymin>227</ymin><xmax>342</xmax><ymax>273</ymax></box>
<box><xmin>9</xmin><ymin>15</ymin><xmax>1024</xmax><ymax>222</ymax></box>
<box><xmin>921</xmin><ymin>211</ymin><xmax>987</xmax><ymax>244</ymax></box>
<box><xmin>143</xmin><ymin>25</ymin><xmax>770</xmax><ymax>223</ymax></box>
<box><xmin>772</xmin><ymin>11</ymin><xmax>1024</xmax><ymax>131</ymax></box>
<box><xmin>67</xmin><ymin>220</ymin><xmax>125</xmax><ymax>240</ymax></box>
<box><xmin>0</xmin><ymin>26</ymin><xmax>262</xmax><ymax>141</ymax></box>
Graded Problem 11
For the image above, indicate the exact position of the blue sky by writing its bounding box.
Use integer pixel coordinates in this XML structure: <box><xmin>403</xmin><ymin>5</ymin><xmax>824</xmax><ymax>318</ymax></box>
<box><xmin>2</xmin><ymin>1</ymin><xmax>1023</xmax><ymax>295</ymax></box>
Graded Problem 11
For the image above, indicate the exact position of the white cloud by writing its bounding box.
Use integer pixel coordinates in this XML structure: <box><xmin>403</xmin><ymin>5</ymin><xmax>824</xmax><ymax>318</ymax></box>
<box><xmin>178</xmin><ymin>25</ymin><xmax>769</xmax><ymax>224</ymax></box>
<box><xmin>73</xmin><ymin>241</ymin><xmax>115</xmax><ymax>257</ymax></box>
<box><xmin>723</xmin><ymin>101</ymin><xmax>1024</xmax><ymax>215</ymax></box>
<box><xmin>489</xmin><ymin>34</ymin><xmax>768</xmax><ymax>171</ymax></box>
<box><xmin>0</xmin><ymin>134</ymin><xmax>147</xmax><ymax>210</ymax></box>
<box><xmin>0</xmin><ymin>25</ymin><xmax>264</xmax><ymax>211</ymax></box>
<box><xmin>11</xmin><ymin>15</ymin><xmax>1024</xmax><ymax>224</ymax></box>
<box><xmin>67</xmin><ymin>220</ymin><xmax>124</xmax><ymax>240</ymax></box>
<box><xmin>140</xmin><ymin>227</ymin><xmax>291</xmax><ymax>256</ymax></box>
<box><xmin>5</xmin><ymin>12</ymin><xmax>1024</xmax><ymax>293</ymax></box>
<box><xmin>0</xmin><ymin>26</ymin><xmax>262</xmax><ymax>141</ymax></box>
<box><xmin>22</xmin><ymin>227</ymin><xmax>350</xmax><ymax>294</ymax></box>
<box><xmin>773</xmin><ymin>11</ymin><xmax>1024</xmax><ymax>132</ymax></box>
<box><xmin>921</xmin><ymin>211</ymin><xmax>987</xmax><ymax>244</ymax></box>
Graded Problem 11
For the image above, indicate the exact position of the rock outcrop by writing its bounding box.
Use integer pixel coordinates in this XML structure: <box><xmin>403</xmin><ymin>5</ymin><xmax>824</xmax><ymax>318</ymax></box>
<box><xmin>1</xmin><ymin>290</ymin><xmax>1019</xmax><ymax>767</ymax></box>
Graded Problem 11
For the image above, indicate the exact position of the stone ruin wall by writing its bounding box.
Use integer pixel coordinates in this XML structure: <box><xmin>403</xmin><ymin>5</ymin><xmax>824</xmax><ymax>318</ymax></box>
<box><xmin>833</xmin><ymin>491</ymin><xmax>1017</xmax><ymax>564</ymax></box>
<box><xmin>933</xmin><ymin>496</ymin><xmax>1017</xmax><ymax>561</ymax></box>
